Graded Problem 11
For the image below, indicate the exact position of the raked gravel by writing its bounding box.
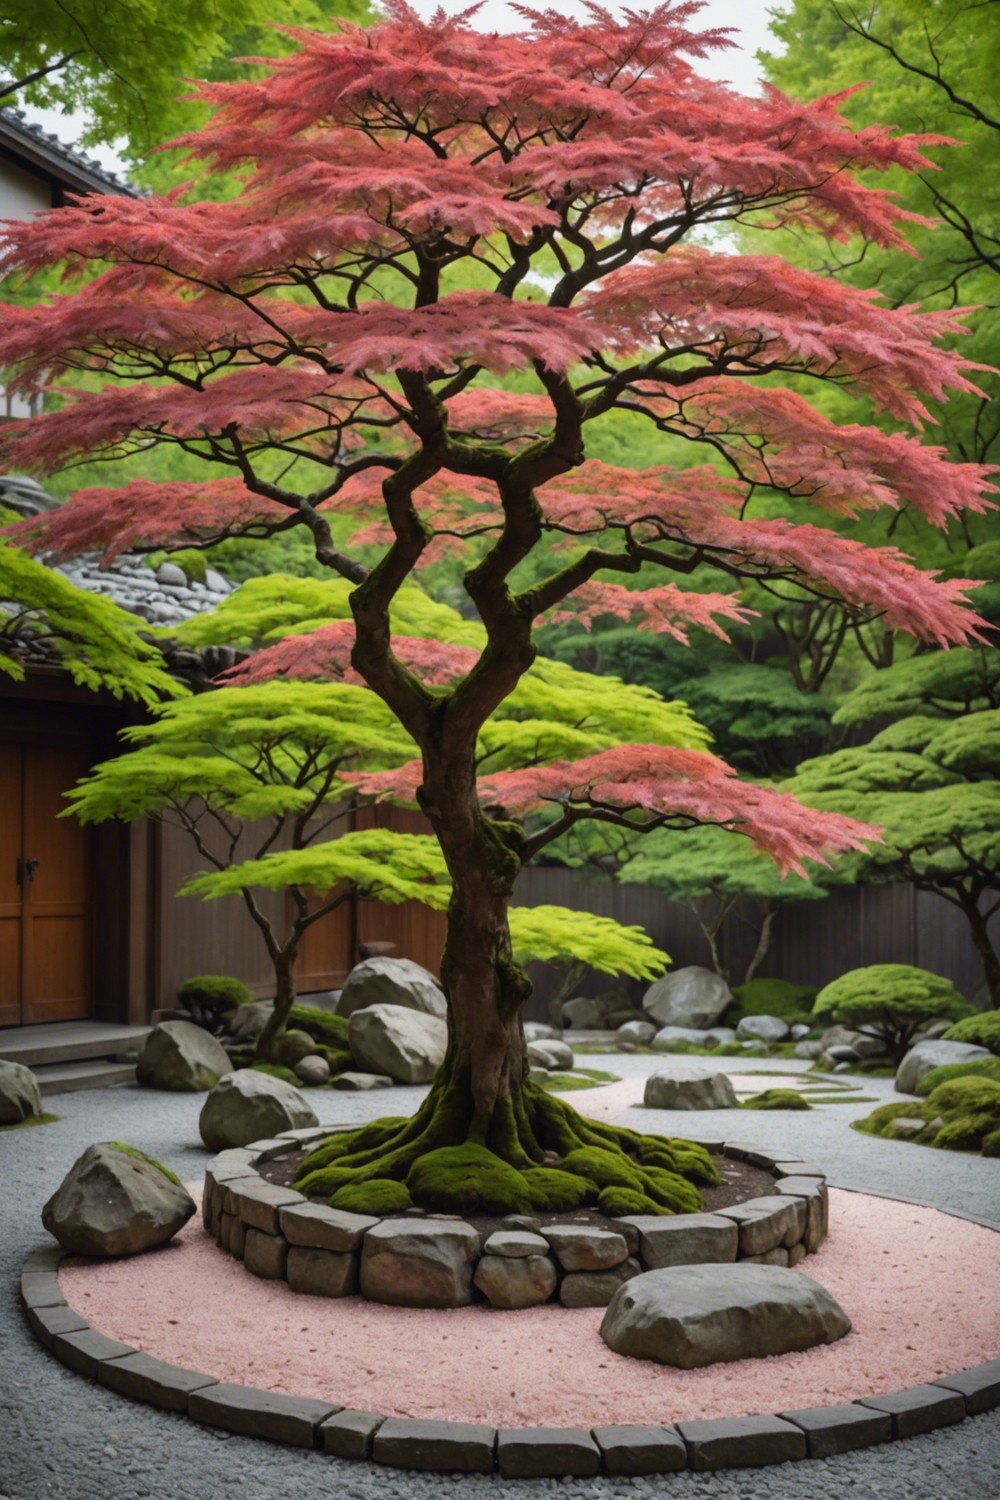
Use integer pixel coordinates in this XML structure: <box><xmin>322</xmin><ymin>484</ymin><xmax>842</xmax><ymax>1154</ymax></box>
<box><xmin>2</xmin><ymin>1054</ymin><xmax>999</xmax><ymax>1500</ymax></box>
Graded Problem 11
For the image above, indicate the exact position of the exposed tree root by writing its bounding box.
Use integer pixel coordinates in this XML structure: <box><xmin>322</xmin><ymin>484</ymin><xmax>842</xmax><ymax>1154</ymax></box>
<box><xmin>295</xmin><ymin>1079</ymin><xmax>719</xmax><ymax>1217</ymax></box>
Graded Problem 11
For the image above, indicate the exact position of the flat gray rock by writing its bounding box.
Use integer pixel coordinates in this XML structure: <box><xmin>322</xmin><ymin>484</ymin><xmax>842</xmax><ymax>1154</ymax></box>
<box><xmin>650</xmin><ymin>1025</ymin><xmax>715</xmax><ymax>1050</ymax></box>
<box><xmin>347</xmin><ymin>1004</ymin><xmax>446</xmax><ymax>1084</ymax></box>
<box><xmin>526</xmin><ymin>1038</ymin><xmax>574</xmax><ymax>1071</ymax></box>
<box><xmin>616</xmin><ymin>1019</ymin><xmax>656</xmax><ymax>1046</ymax></box>
<box><xmin>41</xmin><ymin>1143</ymin><xmax>195</xmax><ymax>1257</ymax></box>
<box><xmin>643</xmin><ymin>1068</ymin><xmax>738</xmax><ymax>1111</ymax></box>
<box><xmin>560</xmin><ymin>1258</ymin><xmax>641</xmax><ymax>1307</ymax></box>
<box><xmin>0</xmin><ymin>1058</ymin><xmax>42</xmax><ymax>1123</ymax></box>
<box><xmin>331</xmin><ymin>1071</ymin><xmax>395</xmax><ymax>1091</ymax></box>
<box><xmin>198</xmin><ymin>1069</ymin><xmax>317</xmax><ymax>1151</ymax></box>
<box><xmin>473</xmin><ymin>1252</ymin><xmax>557</xmax><ymax>1308</ymax></box>
<box><xmin>895</xmin><ymin>1039</ymin><xmax>991</xmax><ymax>1095</ymax></box>
<box><xmin>482</xmin><ymin>1229</ymin><xmax>550</xmax><ymax>1258</ymax></box>
<box><xmin>600</xmin><ymin>1263</ymin><xmax>851</xmax><ymax>1368</ymax></box>
<box><xmin>337</xmin><ymin>957</ymin><xmax>446</xmax><ymax>1020</ymax></box>
<box><xmin>136</xmin><ymin>1020</ymin><xmax>233</xmax><ymax>1092</ymax></box>
<box><xmin>280</xmin><ymin>1202</ymin><xmax>376</xmax><ymax>1251</ymax></box>
<box><xmin>621</xmin><ymin>1213</ymin><xmax>738</xmax><ymax>1268</ymax></box>
<box><xmin>716</xmin><ymin>1195</ymin><xmax>806</xmax><ymax>1256</ymax></box>
<box><xmin>642</xmin><ymin>966</ymin><xmax>732</xmax><ymax>1030</ymax></box>
<box><xmin>735</xmin><ymin>1014</ymin><xmax>790</xmax><ymax>1043</ymax></box>
<box><xmin>360</xmin><ymin>1219</ymin><xmax>481</xmax><ymax>1307</ymax></box>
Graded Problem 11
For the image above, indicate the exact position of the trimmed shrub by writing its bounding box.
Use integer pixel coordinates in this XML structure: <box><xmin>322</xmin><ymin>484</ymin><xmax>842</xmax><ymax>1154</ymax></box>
<box><xmin>178</xmin><ymin>974</ymin><xmax>252</xmax><ymax>1021</ymax></box>
<box><xmin>726</xmin><ymin>978</ymin><xmax>818</xmax><ymax>1029</ymax></box>
<box><xmin>813</xmin><ymin>964</ymin><xmax>969</xmax><ymax>1065</ymax></box>
<box><xmin>916</xmin><ymin>1057</ymin><xmax>1000</xmax><ymax>1096</ymax></box>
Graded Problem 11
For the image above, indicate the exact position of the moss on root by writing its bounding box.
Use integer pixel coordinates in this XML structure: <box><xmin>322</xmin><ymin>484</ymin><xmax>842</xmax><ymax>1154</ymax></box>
<box><xmin>294</xmin><ymin>1080</ymin><xmax>713</xmax><ymax>1218</ymax></box>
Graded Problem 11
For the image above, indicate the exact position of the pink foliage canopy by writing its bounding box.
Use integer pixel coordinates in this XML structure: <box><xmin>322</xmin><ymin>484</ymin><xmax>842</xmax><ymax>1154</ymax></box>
<box><xmin>347</xmin><ymin>742</ymin><xmax>879</xmax><ymax>877</ymax></box>
<box><xmin>215</xmin><ymin>622</ymin><xmax>479</xmax><ymax>687</ymax></box>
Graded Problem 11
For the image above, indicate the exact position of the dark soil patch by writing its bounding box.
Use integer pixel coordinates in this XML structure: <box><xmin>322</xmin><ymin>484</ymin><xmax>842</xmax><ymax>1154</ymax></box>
<box><xmin>258</xmin><ymin>1145</ymin><xmax>777</xmax><ymax>1233</ymax></box>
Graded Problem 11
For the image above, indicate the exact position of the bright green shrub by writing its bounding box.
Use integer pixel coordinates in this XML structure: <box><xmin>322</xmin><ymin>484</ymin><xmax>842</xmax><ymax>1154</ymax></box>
<box><xmin>943</xmin><ymin>1010</ymin><xmax>1000</xmax><ymax>1055</ymax></box>
<box><xmin>915</xmin><ymin>1057</ymin><xmax>1000</xmax><ymax>1096</ymax></box>
<box><xmin>727</xmin><ymin>978</ymin><xmax>818</xmax><ymax>1028</ymax></box>
<box><xmin>855</xmin><ymin>1072</ymin><xmax>1000</xmax><ymax>1155</ymax></box>
<box><xmin>251</xmin><ymin>1062</ymin><xmax>300</xmax><ymax>1085</ymax></box>
<box><xmin>178</xmin><ymin>973</ymin><xmax>252</xmax><ymax>1018</ymax></box>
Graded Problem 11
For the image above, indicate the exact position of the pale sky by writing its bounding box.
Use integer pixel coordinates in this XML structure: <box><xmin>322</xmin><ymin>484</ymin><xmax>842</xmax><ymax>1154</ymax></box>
<box><xmin>19</xmin><ymin>0</ymin><xmax>788</xmax><ymax>175</ymax></box>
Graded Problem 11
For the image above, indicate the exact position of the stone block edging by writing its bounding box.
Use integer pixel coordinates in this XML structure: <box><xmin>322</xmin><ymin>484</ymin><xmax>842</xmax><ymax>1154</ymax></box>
<box><xmin>201</xmin><ymin>1130</ymin><xmax>830</xmax><ymax>1309</ymax></box>
<box><xmin>19</xmin><ymin>1239</ymin><xmax>1000</xmax><ymax>1475</ymax></box>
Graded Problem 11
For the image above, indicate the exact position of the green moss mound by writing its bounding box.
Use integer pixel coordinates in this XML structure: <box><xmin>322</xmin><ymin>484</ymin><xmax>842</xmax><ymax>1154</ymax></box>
<box><xmin>108</xmin><ymin>1141</ymin><xmax>181</xmax><ymax>1184</ymax></box>
<box><xmin>597</xmin><ymin>1185</ymin><xmax>664</xmax><ymax>1216</ymax></box>
<box><xmin>522</xmin><ymin>1167</ymin><xmax>593</xmax><ymax>1211</ymax></box>
<box><xmin>726</xmin><ymin>978</ymin><xmax>818</xmax><ymax>1028</ymax></box>
<box><xmin>916</xmin><ymin>1057</ymin><xmax>1000</xmax><ymax>1096</ymax></box>
<box><xmin>407</xmin><ymin>1144</ymin><xmax>535</xmax><ymax>1215</ymax></box>
<box><xmin>272</xmin><ymin>1029</ymin><xmax>316</xmax><ymax>1067</ymax></box>
<box><xmin>288</xmin><ymin>1004</ymin><xmax>349</xmax><ymax>1049</ymax></box>
<box><xmin>855</xmin><ymin>1074</ymin><xmax>1000</xmax><ymax>1155</ymax></box>
<box><xmin>330</xmin><ymin>1179</ymin><xmax>413</xmax><ymax>1214</ymax></box>
<box><xmin>943</xmin><ymin>1010</ymin><xmax>1000</xmax><ymax>1055</ymax></box>
<box><xmin>178</xmin><ymin>973</ymin><xmax>252</xmax><ymax>1018</ymax></box>
<box><xmin>741</xmin><ymin>1088</ymin><xmax>813</xmax><ymax>1111</ymax></box>
<box><xmin>293</xmin><ymin>1078</ymin><xmax>709</xmax><ymax>1218</ymax></box>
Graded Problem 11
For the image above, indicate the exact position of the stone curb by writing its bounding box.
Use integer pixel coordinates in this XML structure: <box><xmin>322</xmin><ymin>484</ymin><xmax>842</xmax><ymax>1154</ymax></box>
<box><xmin>19</xmin><ymin>1238</ymin><xmax>1000</xmax><ymax>1477</ymax></box>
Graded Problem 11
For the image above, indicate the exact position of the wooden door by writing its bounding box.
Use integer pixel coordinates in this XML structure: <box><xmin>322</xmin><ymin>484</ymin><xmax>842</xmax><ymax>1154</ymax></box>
<box><xmin>0</xmin><ymin>742</ymin><xmax>92</xmax><ymax>1025</ymax></box>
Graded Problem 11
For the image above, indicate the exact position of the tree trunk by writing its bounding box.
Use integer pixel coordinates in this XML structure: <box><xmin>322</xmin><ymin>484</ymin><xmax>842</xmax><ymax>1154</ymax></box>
<box><xmin>964</xmin><ymin>896</ymin><xmax>1000</xmax><ymax>1008</ymax></box>
<box><xmin>255</xmin><ymin>947</ymin><xmax>298</xmax><ymax>1059</ymax></box>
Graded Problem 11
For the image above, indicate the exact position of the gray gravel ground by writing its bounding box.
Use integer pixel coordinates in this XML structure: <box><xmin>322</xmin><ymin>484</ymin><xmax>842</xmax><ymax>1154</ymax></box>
<box><xmin>2</xmin><ymin>1055</ymin><xmax>999</xmax><ymax>1500</ymax></box>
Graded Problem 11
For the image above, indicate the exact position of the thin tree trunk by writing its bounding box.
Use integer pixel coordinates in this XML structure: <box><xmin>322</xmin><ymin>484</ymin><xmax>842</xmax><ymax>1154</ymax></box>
<box><xmin>964</xmin><ymin>897</ymin><xmax>1000</xmax><ymax>1008</ymax></box>
<box><xmin>743</xmin><ymin>901</ymin><xmax>777</xmax><ymax>985</ymax></box>
<box><xmin>255</xmin><ymin>947</ymin><xmax>298</xmax><ymax>1058</ymax></box>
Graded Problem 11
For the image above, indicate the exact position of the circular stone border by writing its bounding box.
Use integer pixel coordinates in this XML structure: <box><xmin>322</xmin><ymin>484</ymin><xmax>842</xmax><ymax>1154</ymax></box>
<box><xmin>202</xmin><ymin>1128</ymin><xmax>829</xmax><ymax>1308</ymax></box>
<box><xmin>21</xmin><ymin>1130</ymin><xmax>1000</xmax><ymax>1476</ymax></box>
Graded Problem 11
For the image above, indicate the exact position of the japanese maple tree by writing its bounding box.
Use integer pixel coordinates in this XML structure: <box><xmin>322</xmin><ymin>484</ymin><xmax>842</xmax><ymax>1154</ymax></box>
<box><xmin>1</xmin><ymin>2</ymin><xmax>994</xmax><ymax>1216</ymax></box>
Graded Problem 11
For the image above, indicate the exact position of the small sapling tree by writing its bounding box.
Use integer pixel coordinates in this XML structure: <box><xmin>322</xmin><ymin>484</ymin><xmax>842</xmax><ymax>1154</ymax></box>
<box><xmin>1</xmin><ymin>5</ymin><xmax>992</xmax><ymax>1214</ymax></box>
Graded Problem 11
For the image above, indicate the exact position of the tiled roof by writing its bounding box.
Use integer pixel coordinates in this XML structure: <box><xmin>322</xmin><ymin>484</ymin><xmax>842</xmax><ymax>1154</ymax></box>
<box><xmin>0</xmin><ymin>107</ymin><xmax>138</xmax><ymax>197</ymax></box>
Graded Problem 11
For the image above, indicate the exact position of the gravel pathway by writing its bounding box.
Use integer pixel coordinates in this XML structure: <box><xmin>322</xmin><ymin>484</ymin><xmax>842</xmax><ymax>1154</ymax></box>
<box><xmin>2</xmin><ymin>1056</ymin><xmax>999</xmax><ymax>1500</ymax></box>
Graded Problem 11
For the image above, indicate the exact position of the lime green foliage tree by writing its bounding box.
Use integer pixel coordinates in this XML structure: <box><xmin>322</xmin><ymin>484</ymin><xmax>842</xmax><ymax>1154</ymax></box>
<box><xmin>619</xmin><ymin>822</ymin><xmax>829</xmax><ymax>984</ymax></box>
<box><xmin>790</xmin><ymin>650</ymin><xmax>1000</xmax><ymax>1004</ymax></box>
<box><xmin>813</xmin><ymin>963</ymin><xmax>970</xmax><ymax>1064</ymax></box>
<box><xmin>0</xmin><ymin>541</ymin><xmax>180</xmax><ymax>705</ymax></box>
<box><xmin>0</xmin><ymin>0</ymin><xmax>371</xmax><ymax>162</ymax></box>
<box><xmin>71</xmin><ymin>578</ymin><xmax>675</xmax><ymax>1054</ymax></box>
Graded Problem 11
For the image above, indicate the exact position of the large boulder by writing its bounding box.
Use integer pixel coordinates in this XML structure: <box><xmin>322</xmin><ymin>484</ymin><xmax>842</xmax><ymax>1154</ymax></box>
<box><xmin>0</xmin><ymin>1059</ymin><xmax>42</xmax><ymax>1124</ymax></box>
<box><xmin>643</xmin><ymin>1069</ymin><xmax>738</xmax><ymax>1111</ymax></box>
<box><xmin>136</xmin><ymin>1020</ymin><xmax>233</xmax><ymax>1092</ymax></box>
<box><xmin>600</xmin><ymin>1263</ymin><xmax>851</xmax><ymax>1368</ymax></box>
<box><xmin>198</xmin><ymin>1069</ymin><xmax>318</xmax><ymax>1150</ymax></box>
<box><xmin>735</xmin><ymin>1015</ymin><xmax>789</xmax><ymax>1044</ymax></box>
<box><xmin>348</xmin><ymin>1004</ymin><xmax>447</xmax><ymax>1084</ymax></box>
<box><xmin>336</xmin><ymin>957</ymin><xmax>446</xmax><ymax>1020</ymax></box>
<box><xmin>895</xmin><ymin>1039</ymin><xmax>992</xmax><ymax>1095</ymax></box>
<box><xmin>642</xmin><ymin>967</ymin><xmax>732</xmax><ymax>1030</ymax></box>
<box><xmin>42</xmin><ymin>1143</ymin><xmax>195</xmax><ymax>1257</ymax></box>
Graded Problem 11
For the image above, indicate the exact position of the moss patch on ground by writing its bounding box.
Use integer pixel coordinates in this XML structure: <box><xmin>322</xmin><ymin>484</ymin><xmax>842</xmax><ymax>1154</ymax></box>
<box><xmin>287</xmin><ymin>1004</ymin><xmax>349</xmax><ymax>1050</ymax></box>
<box><xmin>0</xmin><ymin>1112</ymin><xmax>59</xmax><ymax>1131</ymax></box>
<box><xmin>855</xmin><ymin>1075</ymin><xmax>1000</xmax><ymax>1155</ymax></box>
<box><xmin>740</xmin><ymin>1088</ymin><xmax>812</xmax><ymax>1110</ymax></box>
<box><xmin>538</xmin><ymin>1067</ymin><xmax>619</xmax><ymax>1092</ymax></box>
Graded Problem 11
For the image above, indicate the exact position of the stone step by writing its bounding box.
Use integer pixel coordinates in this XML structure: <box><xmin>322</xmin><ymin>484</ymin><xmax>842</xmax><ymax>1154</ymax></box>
<box><xmin>0</xmin><ymin>1021</ymin><xmax>152</xmax><ymax>1068</ymax></box>
<box><xmin>31</xmin><ymin>1061</ymin><xmax>138</xmax><ymax>1096</ymax></box>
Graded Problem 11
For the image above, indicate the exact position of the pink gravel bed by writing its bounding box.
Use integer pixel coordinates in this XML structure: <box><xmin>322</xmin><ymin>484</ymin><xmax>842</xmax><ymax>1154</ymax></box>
<box><xmin>59</xmin><ymin>1187</ymin><xmax>1000</xmax><ymax>1427</ymax></box>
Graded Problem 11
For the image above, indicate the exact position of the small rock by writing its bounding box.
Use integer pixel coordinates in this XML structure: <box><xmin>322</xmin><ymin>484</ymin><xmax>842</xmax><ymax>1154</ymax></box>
<box><xmin>293</xmin><ymin>1055</ymin><xmax>330</xmax><ymax>1086</ymax></box>
<box><xmin>616</xmin><ymin>1020</ymin><xmax>656</xmax><ymax>1046</ymax></box>
<box><xmin>526</xmin><ymin>1039</ymin><xmax>574</xmax><ymax>1071</ymax></box>
<box><xmin>541</xmin><ymin>1225</ymin><xmax>629</xmax><ymax>1272</ymax></box>
<box><xmin>650</xmin><ymin>1025</ymin><xmax>714</xmax><ymax>1050</ymax></box>
<box><xmin>735</xmin><ymin>1014</ymin><xmax>789</xmax><ymax>1043</ymax></box>
<box><xmin>560</xmin><ymin>1258</ymin><xmax>642</xmax><ymax>1307</ymax></box>
<box><xmin>483</xmin><ymin>1230</ymin><xmax>550</xmax><ymax>1258</ymax></box>
<box><xmin>474</xmin><ymin>1253</ymin><xmax>557</xmax><ymax>1308</ymax></box>
<box><xmin>332</xmin><ymin>1071</ymin><xmax>395</xmax><ymax>1091</ymax></box>
<box><xmin>790</xmin><ymin>1024</ymin><xmax>812</xmax><ymax>1041</ymax></box>
<box><xmin>825</xmin><ymin>1045</ymin><xmax>860</xmax><ymax>1064</ymax></box>
<box><xmin>523</xmin><ymin>1023</ymin><xmax>561</xmax><ymax>1042</ymax></box>
<box><xmin>794</xmin><ymin>1040</ymin><xmax>823</xmax><ymax>1060</ymax></box>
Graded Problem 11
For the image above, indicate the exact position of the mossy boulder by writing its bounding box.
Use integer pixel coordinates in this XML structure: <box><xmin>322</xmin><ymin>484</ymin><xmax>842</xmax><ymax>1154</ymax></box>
<box><xmin>915</xmin><ymin>1056</ymin><xmax>1000</xmax><ymax>1096</ymax></box>
<box><xmin>287</xmin><ymin>1004</ymin><xmax>349</xmax><ymax>1050</ymax></box>
<box><xmin>272</xmin><ymin>1029</ymin><xmax>318</xmax><ymax>1068</ymax></box>
<box><xmin>943</xmin><ymin>1010</ymin><xmax>1000</xmax><ymax>1056</ymax></box>
<box><xmin>178</xmin><ymin>973</ymin><xmax>253</xmax><ymax>1023</ymax></box>
<box><xmin>855</xmin><ymin>1073</ymin><xmax>1000</xmax><ymax>1155</ymax></box>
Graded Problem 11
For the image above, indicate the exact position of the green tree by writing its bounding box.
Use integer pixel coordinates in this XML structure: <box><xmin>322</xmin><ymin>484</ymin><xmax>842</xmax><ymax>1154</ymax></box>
<box><xmin>813</xmin><ymin>962</ymin><xmax>969</xmax><ymax>1064</ymax></box>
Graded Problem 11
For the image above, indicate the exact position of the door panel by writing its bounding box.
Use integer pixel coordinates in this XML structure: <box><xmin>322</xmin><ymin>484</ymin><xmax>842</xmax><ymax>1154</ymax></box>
<box><xmin>21</xmin><ymin>745</ymin><xmax>92</xmax><ymax>1023</ymax></box>
<box><xmin>0</xmin><ymin>742</ymin><xmax>23</xmax><ymax>1026</ymax></box>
